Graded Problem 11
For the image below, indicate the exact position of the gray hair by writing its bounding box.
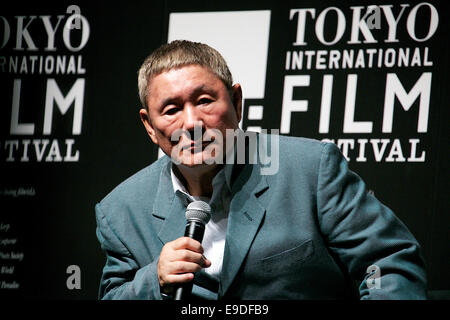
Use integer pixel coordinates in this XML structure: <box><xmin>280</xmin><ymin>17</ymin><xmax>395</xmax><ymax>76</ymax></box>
<box><xmin>138</xmin><ymin>40</ymin><xmax>233</xmax><ymax>110</ymax></box>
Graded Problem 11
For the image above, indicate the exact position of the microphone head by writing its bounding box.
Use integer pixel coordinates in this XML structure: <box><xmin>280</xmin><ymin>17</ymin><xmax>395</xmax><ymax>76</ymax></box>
<box><xmin>186</xmin><ymin>201</ymin><xmax>211</xmax><ymax>225</ymax></box>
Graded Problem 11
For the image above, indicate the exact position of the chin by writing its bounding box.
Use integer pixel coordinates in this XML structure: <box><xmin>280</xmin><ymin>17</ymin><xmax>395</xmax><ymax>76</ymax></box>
<box><xmin>175</xmin><ymin>155</ymin><xmax>220</xmax><ymax>169</ymax></box>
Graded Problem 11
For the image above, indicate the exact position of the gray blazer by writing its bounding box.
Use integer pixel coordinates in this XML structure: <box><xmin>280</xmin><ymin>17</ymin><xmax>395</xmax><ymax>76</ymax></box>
<box><xmin>95</xmin><ymin>134</ymin><xmax>427</xmax><ymax>299</ymax></box>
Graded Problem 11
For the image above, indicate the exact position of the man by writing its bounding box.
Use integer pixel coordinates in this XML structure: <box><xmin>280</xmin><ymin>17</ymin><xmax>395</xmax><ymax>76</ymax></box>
<box><xmin>95</xmin><ymin>40</ymin><xmax>427</xmax><ymax>299</ymax></box>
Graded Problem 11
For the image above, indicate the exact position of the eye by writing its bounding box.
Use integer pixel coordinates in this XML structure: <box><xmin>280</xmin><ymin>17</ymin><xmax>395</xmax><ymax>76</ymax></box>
<box><xmin>164</xmin><ymin>107</ymin><xmax>180</xmax><ymax>115</ymax></box>
<box><xmin>198</xmin><ymin>97</ymin><xmax>213</xmax><ymax>105</ymax></box>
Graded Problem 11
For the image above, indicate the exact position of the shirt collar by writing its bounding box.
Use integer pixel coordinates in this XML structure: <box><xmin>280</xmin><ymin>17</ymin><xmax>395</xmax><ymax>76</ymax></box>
<box><xmin>171</xmin><ymin>162</ymin><xmax>234</xmax><ymax>206</ymax></box>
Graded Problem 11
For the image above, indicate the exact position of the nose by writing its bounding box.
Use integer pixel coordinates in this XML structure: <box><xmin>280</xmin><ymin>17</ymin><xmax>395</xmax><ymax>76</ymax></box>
<box><xmin>182</xmin><ymin>104</ymin><xmax>204</xmax><ymax>140</ymax></box>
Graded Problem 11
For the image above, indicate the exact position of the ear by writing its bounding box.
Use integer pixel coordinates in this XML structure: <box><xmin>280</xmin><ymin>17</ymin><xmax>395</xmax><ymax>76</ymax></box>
<box><xmin>139</xmin><ymin>108</ymin><xmax>159</xmax><ymax>145</ymax></box>
<box><xmin>231</xmin><ymin>83</ymin><xmax>243</xmax><ymax>123</ymax></box>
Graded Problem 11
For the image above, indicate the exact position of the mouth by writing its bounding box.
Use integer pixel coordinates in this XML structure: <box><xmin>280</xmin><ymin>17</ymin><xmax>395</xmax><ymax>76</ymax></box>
<box><xmin>181</xmin><ymin>140</ymin><xmax>212</xmax><ymax>152</ymax></box>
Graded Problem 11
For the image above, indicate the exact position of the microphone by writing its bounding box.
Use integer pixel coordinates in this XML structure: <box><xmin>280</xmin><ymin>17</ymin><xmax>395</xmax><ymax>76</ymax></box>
<box><xmin>174</xmin><ymin>200</ymin><xmax>211</xmax><ymax>300</ymax></box>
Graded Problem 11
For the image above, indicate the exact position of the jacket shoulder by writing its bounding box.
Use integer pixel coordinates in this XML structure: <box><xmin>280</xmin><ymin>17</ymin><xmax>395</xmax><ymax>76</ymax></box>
<box><xmin>279</xmin><ymin>135</ymin><xmax>326</xmax><ymax>153</ymax></box>
<box><xmin>276</xmin><ymin>135</ymin><xmax>330</xmax><ymax>167</ymax></box>
<box><xmin>257</xmin><ymin>134</ymin><xmax>332</xmax><ymax>190</ymax></box>
<box><xmin>97</xmin><ymin>156</ymin><xmax>170</xmax><ymax>215</ymax></box>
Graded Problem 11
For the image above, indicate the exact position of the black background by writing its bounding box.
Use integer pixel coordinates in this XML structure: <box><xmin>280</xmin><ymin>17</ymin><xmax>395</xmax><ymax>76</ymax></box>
<box><xmin>0</xmin><ymin>0</ymin><xmax>448</xmax><ymax>299</ymax></box>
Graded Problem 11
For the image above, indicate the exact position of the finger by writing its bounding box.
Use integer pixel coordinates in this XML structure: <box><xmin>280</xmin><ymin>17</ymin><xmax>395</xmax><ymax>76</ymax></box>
<box><xmin>202</xmin><ymin>255</ymin><xmax>211</xmax><ymax>268</ymax></box>
<box><xmin>164</xmin><ymin>273</ymin><xmax>194</xmax><ymax>285</ymax></box>
<box><xmin>172</xmin><ymin>237</ymin><xmax>204</xmax><ymax>253</ymax></box>
<box><xmin>169</xmin><ymin>261</ymin><xmax>203</xmax><ymax>274</ymax></box>
<box><xmin>172</xmin><ymin>249</ymin><xmax>209</xmax><ymax>266</ymax></box>
<box><xmin>159</xmin><ymin>260</ymin><xmax>200</xmax><ymax>285</ymax></box>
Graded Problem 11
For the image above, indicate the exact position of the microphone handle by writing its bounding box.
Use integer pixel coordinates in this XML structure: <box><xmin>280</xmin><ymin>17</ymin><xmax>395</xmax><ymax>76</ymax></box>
<box><xmin>184</xmin><ymin>220</ymin><xmax>206</xmax><ymax>240</ymax></box>
<box><xmin>174</xmin><ymin>221</ymin><xmax>206</xmax><ymax>300</ymax></box>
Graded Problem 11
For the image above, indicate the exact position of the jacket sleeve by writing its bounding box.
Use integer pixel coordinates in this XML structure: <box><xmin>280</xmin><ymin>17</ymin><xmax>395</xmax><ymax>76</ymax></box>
<box><xmin>95</xmin><ymin>202</ymin><xmax>163</xmax><ymax>300</ymax></box>
<box><xmin>316</xmin><ymin>142</ymin><xmax>427</xmax><ymax>299</ymax></box>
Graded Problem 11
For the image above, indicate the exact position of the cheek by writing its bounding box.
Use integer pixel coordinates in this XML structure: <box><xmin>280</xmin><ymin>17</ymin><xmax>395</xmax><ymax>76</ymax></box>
<box><xmin>206</xmin><ymin>107</ymin><xmax>239</xmax><ymax>129</ymax></box>
<box><xmin>154</xmin><ymin>118</ymin><xmax>181</xmax><ymax>140</ymax></box>
<box><xmin>219</xmin><ymin>110</ymin><xmax>240</xmax><ymax>129</ymax></box>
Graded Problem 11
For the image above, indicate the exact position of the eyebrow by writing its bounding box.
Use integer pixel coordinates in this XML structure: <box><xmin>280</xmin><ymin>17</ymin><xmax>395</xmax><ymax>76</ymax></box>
<box><xmin>159</xmin><ymin>84</ymin><xmax>216</xmax><ymax>110</ymax></box>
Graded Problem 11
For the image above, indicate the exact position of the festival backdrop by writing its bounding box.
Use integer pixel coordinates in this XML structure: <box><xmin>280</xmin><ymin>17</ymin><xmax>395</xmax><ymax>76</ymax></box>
<box><xmin>0</xmin><ymin>0</ymin><xmax>448</xmax><ymax>299</ymax></box>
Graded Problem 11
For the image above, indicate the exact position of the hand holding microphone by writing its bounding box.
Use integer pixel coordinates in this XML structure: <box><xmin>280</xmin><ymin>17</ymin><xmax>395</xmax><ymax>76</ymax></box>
<box><xmin>157</xmin><ymin>201</ymin><xmax>211</xmax><ymax>299</ymax></box>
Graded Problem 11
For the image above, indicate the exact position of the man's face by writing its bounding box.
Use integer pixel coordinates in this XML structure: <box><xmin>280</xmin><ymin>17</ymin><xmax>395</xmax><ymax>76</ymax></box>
<box><xmin>140</xmin><ymin>64</ymin><xmax>242</xmax><ymax>168</ymax></box>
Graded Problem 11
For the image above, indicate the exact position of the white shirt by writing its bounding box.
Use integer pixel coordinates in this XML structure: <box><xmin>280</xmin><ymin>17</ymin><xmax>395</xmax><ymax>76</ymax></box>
<box><xmin>171</xmin><ymin>163</ymin><xmax>233</xmax><ymax>280</ymax></box>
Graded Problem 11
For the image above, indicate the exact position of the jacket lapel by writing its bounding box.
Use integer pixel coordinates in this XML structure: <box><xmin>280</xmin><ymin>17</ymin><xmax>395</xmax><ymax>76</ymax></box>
<box><xmin>219</xmin><ymin>163</ymin><xmax>269</xmax><ymax>297</ymax></box>
<box><xmin>152</xmin><ymin>159</ymin><xmax>186</xmax><ymax>245</ymax></box>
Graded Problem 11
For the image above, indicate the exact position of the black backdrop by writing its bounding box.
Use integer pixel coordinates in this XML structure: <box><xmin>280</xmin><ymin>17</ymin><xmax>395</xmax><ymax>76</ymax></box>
<box><xmin>0</xmin><ymin>0</ymin><xmax>448</xmax><ymax>299</ymax></box>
